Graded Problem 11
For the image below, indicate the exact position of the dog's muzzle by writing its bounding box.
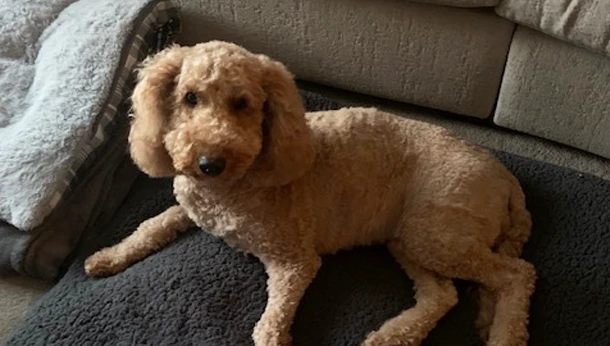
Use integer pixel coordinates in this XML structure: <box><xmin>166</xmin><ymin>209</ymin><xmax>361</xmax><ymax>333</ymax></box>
<box><xmin>198</xmin><ymin>156</ymin><xmax>226</xmax><ymax>177</ymax></box>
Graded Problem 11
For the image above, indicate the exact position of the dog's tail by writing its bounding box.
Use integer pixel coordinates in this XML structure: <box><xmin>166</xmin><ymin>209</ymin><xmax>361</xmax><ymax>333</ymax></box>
<box><xmin>475</xmin><ymin>176</ymin><xmax>533</xmax><ymax>341</ymax></box>
<box><xmin>496</xmin><ymin>176</ymin><xmax>532</xmax><ymax>257</ymax></box>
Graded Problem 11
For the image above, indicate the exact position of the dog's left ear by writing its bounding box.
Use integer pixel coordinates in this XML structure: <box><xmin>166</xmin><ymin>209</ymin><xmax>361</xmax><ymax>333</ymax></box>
<box><xmin>252</xmin><ymin>56</ymin><xmax>315</xmax><ymax>186</ymax></box>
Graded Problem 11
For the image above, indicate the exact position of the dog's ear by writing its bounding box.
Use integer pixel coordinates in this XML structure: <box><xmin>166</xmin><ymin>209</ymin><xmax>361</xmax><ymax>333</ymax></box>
<box><xmin>128</xmin><ymin>46</ymin><xmax>184</xmax><ymax>177</ymax></box>
<box><xmin>253</xmin><ymin>56</ymin><xmax>315</xmax><ymax>186</ymax></box>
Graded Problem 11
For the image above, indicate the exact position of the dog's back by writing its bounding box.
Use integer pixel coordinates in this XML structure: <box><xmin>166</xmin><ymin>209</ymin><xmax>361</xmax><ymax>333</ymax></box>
<box><xmin>303</xmin><ymin>107</ymin><xmax>526</xmax><ymax>255</ymax></box>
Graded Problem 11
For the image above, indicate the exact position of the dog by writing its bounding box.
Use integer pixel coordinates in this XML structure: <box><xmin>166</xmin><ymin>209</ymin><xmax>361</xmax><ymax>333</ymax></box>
<box><xmin>85</xmin><ymin>41</ymin><xmax>536</xmax><ymax>346</ymax></box>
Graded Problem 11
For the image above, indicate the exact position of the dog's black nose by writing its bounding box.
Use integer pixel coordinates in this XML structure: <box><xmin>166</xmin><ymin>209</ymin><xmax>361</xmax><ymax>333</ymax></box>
<box><xmin>198</xmin><ymin>156</ymin><xmax>226</xmax><ymax>177</ymax></box>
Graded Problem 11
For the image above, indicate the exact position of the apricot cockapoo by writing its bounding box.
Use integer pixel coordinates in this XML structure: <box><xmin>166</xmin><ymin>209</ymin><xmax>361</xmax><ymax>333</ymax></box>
<box><xmin>85</xmin><ymin>41</ymin><xmax>535</xmax><ymax>346</ymax></box>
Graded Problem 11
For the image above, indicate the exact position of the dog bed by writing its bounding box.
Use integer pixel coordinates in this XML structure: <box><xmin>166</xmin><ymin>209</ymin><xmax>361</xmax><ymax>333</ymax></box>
<box><xmin>3</xmin><ymin>91</ymin><xmax>609</xmax><ymax>346</ymax></box>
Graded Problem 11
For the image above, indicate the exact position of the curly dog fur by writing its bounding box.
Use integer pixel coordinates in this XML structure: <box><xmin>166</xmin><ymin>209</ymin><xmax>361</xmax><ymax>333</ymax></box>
<box><xmin>85</xmin><ymin>41</ymin><xmax>536</xmax><ymax>346</ymax></box>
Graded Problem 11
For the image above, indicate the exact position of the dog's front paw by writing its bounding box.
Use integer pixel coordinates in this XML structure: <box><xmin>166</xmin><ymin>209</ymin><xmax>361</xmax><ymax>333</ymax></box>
<box><xmin>252</xmin><ymin>319</ymin><xmax>292</xmax><ymax>346</ymax></box>
<box><xmin>362</xmin><ymin>331</ymin><xmax>421</xmax><ymax>346</ymax></box>
<box><xmin>84</xmin><ymin>247</ymin><xmax>126</xmax><ymax>278</ymax></box>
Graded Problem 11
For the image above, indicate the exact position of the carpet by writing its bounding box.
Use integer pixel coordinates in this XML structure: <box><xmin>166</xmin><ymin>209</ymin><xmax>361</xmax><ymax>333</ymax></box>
<box><xmin>4</xmin><ymin>91</ymin><xmax>610</xmax><ymax>346</ymax></box>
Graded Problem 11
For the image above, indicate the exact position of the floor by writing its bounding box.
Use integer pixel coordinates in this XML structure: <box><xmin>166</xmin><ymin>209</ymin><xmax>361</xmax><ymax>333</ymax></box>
<box><xmin>1</xmin><ymin>83</ymin><xmax>608</xmax><ymax>342</ymax></box>
<box><xmin>0</xmin><ymin>276</ymin><xmax>50</xmax><ymax>341</ymax></box>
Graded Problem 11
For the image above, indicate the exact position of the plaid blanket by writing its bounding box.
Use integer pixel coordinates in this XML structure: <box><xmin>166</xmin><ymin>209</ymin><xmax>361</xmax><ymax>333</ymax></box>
<box><xmin>0</xmin><ymin>0</ymin><xmax>179</xmax><ymax>279</ymax></box>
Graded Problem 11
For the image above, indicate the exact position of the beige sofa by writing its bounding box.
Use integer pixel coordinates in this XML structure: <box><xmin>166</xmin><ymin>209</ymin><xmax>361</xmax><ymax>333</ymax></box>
<box><xmin>177</xmin><ymin>0</ymin><xmax>610</xmax><ymax>159</ymax></box>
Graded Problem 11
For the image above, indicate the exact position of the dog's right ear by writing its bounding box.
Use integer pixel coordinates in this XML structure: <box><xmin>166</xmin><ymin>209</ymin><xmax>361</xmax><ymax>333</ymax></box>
<box><xmin>129</xmin><ymin>46</ymin><xmax>184</xmax><ymax>177</ymax></box>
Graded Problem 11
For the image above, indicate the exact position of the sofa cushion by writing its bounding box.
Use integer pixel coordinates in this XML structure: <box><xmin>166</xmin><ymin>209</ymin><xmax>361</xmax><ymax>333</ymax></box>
<box><xmin>177</xmin><ymin>0</ymin><xmax>514</xmax><ymax>118</ymax></box>
<box><xmin>494</xmin><ymin>27</ymin><xmax>610</xmax><ymax>159</ymax></box>
<box><xmin>496</xmin><ymin>0</ymin><xmax>610</xmax><ymax>58</ymax></box>
<box><xmin>409</xmin><ymin>0</ymin><xmax>499</xmax><ymax>7</ymax></box>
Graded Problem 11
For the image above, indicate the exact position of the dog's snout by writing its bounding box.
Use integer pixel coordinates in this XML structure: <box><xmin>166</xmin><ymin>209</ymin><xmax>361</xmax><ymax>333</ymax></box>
<box><xmin>198</xmin><ymin>156</ymin><xmax>226</xmax><ymax>177</ymax></box>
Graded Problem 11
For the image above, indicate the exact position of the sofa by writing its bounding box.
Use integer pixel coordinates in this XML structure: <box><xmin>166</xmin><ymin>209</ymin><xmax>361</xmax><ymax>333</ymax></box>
<box><xmin>177</xmin><ymin>0</ymin><xmax>610</xmax><ymax>159</ymax></box>
<box><xmin>2</xmin><ymin>0</ymin><xmax>609</xmax><ymax>342</ymax></box>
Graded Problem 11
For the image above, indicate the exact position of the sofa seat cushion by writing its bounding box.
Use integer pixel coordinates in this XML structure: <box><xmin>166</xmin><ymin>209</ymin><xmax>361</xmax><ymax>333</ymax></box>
<box><xmin>408</xmin><ymin>0</ymin><xmax>499</xmax><ymax>7</ymax></box>
<box><xmin>494</xmin><ymin>27</ymin><xmax>610</xmax><ymax>159</ymax></box>
<box><xmin>497</xmin><ymin>0</ymin><xmax>610</xmax><ymax>58</ymax></box>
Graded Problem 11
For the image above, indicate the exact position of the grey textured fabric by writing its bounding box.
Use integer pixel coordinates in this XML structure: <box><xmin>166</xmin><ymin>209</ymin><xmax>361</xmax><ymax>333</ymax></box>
<box><xmin>497</xmin><ymin>0</ymin><xmax>610</xmax><ymax>58</ymax></box>
<box><xmin>0</xmin><ymin>0</ymin><xmax>177</xmax><ymax>231</ymax></box>
<box><xmin>177</xmin><ymin>0</ymin><xmax>514</xmax><ymax>118</ymax></box>
<box><xmin>4</xmin><ymin>91</ymin><xmax>610</xmax><ymax>346</ymax></box>
<box><xmin>410</xmin><ymin>0</ymin><xmax>499</xmax><ymax>7</ymax></box>
<box><xmin>494</xmin><ymin>27</ymin><xmax>610</xmax><ymax>159</ymax></box>
<box><xmin>0</xmin><ymin>0</ymin><xmax>75</xmax><ymax>62</ymax></box>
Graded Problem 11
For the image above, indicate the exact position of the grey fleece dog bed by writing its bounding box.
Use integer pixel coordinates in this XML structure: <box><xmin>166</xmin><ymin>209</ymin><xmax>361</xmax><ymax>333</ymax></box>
<box><xmin>4</xmin><ymin>91</ymin><xmax>610</xmax><ymax>346</ymax></box>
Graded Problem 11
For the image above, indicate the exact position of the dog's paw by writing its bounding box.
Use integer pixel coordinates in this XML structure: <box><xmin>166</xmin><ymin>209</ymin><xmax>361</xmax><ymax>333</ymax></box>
<box><xmin>252</xmin><ymin>321</ymin><xmax>292</xmax><ymax>346</ymax></box>
<box><xmin>362</xmin><ymin>331</ymin><xmax>421</xmax><ymax>346</ymax></box>
<box><xmin>84</xmin><ymin>248</ymin><xmax>125</xmax><ymax>278</ymax></box>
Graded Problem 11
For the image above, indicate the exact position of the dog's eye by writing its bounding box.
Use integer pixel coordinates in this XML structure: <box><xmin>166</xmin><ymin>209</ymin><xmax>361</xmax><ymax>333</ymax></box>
<box><xmin>184</xmin><ymin>92</ymin><xmax>198</xmax><ymax>107</ymax></box>
<box><xmin>231</xmin><ymin>96</ymin><xmax>248</xmax><ymax>112</ymax></box>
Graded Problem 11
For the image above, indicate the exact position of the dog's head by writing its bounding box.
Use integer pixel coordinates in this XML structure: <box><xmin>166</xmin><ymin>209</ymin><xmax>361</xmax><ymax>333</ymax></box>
<box><xmin>129</xmin><ymin>41</ymin><xmax>315</xmax><ymax>187</ymax></box>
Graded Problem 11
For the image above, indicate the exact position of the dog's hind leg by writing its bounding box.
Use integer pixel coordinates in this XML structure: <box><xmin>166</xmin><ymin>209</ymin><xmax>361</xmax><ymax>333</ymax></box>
<box><xmin>475</xmin><ymin>287</ymin><xmax>496</xmax><ymax>342</ymax></box>
<box><xmin>397</xmin><ymin>216</ymin><xmax>535</xmax><ymax>346</ymax></box>
<box><xmin>361</xmin><ymin>242</ymin><xmax>458</xmax><ymax>346</ymax></box>
<box><xmin>468</xmin><ymin>254</ymin><xmax>535</xmax><ymax>346</ymax></box>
